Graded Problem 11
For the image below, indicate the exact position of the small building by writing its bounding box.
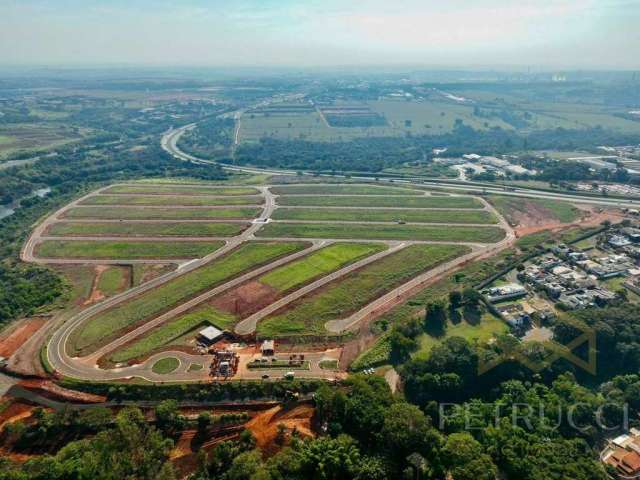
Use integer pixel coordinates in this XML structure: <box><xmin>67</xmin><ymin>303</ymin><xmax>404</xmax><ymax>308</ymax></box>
<box><xmin>609</xmin><ymin>235</ymin><xmax>632</xmax><ymax>248</ymax></box>
<box><xmin>602</xmin><ymin>429</ymin><xmax>640</xmax><ymax>479</ymax></box>
<box><xmin>198</xmin><ymin>326</ymin><xmax>224</xmax><ymax>346</ymax></box>
<box><xmin>261</xmin><ymin>339</ymin><xmax>275</xmax><ymax>356</ymax></box>
<box><xmin>486</xmin><ymin>283</ymin><xmax>527</xmax><ymax>303</ymax></box>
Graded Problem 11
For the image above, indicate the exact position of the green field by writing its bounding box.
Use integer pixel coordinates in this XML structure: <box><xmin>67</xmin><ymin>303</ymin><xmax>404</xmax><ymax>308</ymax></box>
<box><xmin>270</xmin><ymin>185</ymin><xmax>422</xmax><ymax>196</ymax></box>
<box><xmin>257</xmin><ymin>244</ymin><xmax>470</xmax><ymax>338</ymax></box>
<box><xmin>272</xmin><ymin>208</ymin><xmax>497</xmax><ymax>224</ymax></box>
<box><xmin>97</xmin><ymin>267</ymin><xmax>129</xmax><ymax>296</ymax></box>
<box><xmin>488</xmin><ymin>195</ymin><xmax>580</xmax><ymax>224</ymax></box>
<box><xmin>103</xmin><ymin>185</ymin><xmax>259</xmax><ymax>196</ymax></box>
<box><xmin>257</xmin><ymin>222</ymin><xmax>505</xmax><ymax>243</ymax></box>
<box><xmin>110</xmin><ymin>306</ymin><xmax>235</xmax><ymax>363</ymax></box>
<box><xmin>277</xmin><ymin>195</ymin><xmax>481</xmax><ymax>208</ymax></box>
<box><xmin>63</xmin><ymin>207</ymin><xmax>261</xmax><ymax>220</ymax></box>
<box><xmin>259</xmin><ymin>242</ymin><xmax>386</xmax><ymax>292</ymax></box>
<box><xmin>413</xmin><ymin>312</ymin><xmax>509</xmax><ymax>360</ymax></box>
<box><xmin>36</xmin><ymin>240</ymin><xmax>224</xmax><ymax>259</ymax></box>
<box><xmin>47</xmin><ymin>222</ymin><xmax>247</xmax><ymax>237</ymax></box>
<box><xmin>80</xmin><ymin>195</ymin><xmax>263</xmax><ymax>207</ymax></box>
<box><xmin>151</xmin><ymin>357</ymin><xmax>180</xmax><ymax>374</ymax></box>
<box><xmin>70</xmin><ymin>241</ymin><xmax>306</xmax><ymax>355</ymax></box>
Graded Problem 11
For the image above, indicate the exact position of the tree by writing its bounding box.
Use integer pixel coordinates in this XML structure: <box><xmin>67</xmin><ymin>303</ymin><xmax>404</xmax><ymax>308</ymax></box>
<box><xmin>448</xmin><ymin>290</ymin><xmax>463</xmax><ymax>308</ymax></box>
<box><xmin>425</xmin><ymin>301</ymin><xmax>447</xmax><ymax>335</ymax></box>
<box><xmin>463</xmin><ymin>287</ymin><xmax>482</xmax><ymax>307</ymax></box>
<box><xmin>380</xmin><ymin>403</ymin><xmax>442</xmax><ymax>463</ymax></box>
<box><xmin>155</xmin><ymin>400</ymin><xmax>184</xmax><ymax>435</ymax></box>
<box><xmin>441</xmin><ymin>433</ymin><xmax>497</xmax><ymax>480</ymax></box>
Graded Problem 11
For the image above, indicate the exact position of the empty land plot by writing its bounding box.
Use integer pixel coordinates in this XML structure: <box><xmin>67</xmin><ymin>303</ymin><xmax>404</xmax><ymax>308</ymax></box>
<box><xmin>63</xmin><ymin>207</ymin><xmax>261</xmax><ymax>220</ymax></box>
<box><xmin>96</xmin><ymin>266</ymin><xmax>130</xmax><ymax>297</ymax></box>
<box><xmin>109</xmin><ymin>306</ymin><xmax>235</xmax><ymax>363</ymax></box>
<box><xmin>69</xmin><ymin>241</ymin><xmax>307</xmax><ymax>356</ymax></box>
<box><xmin>487</xmin><ymin>195</ymin><xmax>580</xmax><ymax>225</ymax></box>
<box><xmin>272</xmin><ymin>208</ymin><xmax>497</xmax><ymax>224</ymax></box>
<box><xmin>151</xmin><ymin>357</ymin><xmax>180</xmax><ymax>374</ymax></box>
<box><xmin>79</xmin><ymin>195</ymin><xmax>263</xmax><ymax>207</ymax></box>
<box><xmin>277</xmin><ymin>195</ymin><xmax>482</xmax><ymax>208</ymax></box>
<box><xmin>256</xmin><ymin>244</ymin><xmax>470</xmax><ymax>338</ymax></box>
<box><xmin>36</xmin><ymin>240</ymin><xmax>224</xmax><ymax>259</ymax></box>
<box><xmin>270</xmin><ymin>185</ymin><xmax>422</xmax><ymax>196</ymax></box>
<box><xmin>259</xmin><ymin>242</ymin><xmax>386</xmax><ymax>292</ymax></box>
<box><xmin>47</xmin><ymin>222</ymin><xmax>247</xmax><ymax>237</ymax></box>
<box><xmin>257</xmin><ymin>222</ymin><xmax>505</xmax><ymax>243</ymax></box>
<box><xmin>103</xmin><ymin>185</ymin><xmax>259</xmax><ymax>196</ymax></box>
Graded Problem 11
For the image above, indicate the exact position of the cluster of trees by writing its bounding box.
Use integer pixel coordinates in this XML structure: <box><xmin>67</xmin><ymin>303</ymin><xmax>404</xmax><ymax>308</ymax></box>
<box><xmin>234</xmin><ymin>123</ymin><xmax>640</xmax><ymax>175</ymax></box>
<box><xmin>0</xmin><ymin>264</ymin><xmax>64</xmax><ymax>328</ymax></box>
<box><xmin>388</xmin><ymin>288</ymin><xmax>483</xmax><ymax>362</ymax></box>
<box><xmin>0</xmin><ymin>407</ymin><xmax>175</xmax><ymax>480</ymax></box>
<box><xmin>178</xmin><ymin>116</ymin><xmax>235</xmax><ymax>160</ymax></box>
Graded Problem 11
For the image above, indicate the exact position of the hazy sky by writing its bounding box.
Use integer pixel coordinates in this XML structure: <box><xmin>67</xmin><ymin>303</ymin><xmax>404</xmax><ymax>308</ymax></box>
<box><xmin>1</xmin><ymin>0</ymin><xmax>638</xmax><ymax>69</ymax></box>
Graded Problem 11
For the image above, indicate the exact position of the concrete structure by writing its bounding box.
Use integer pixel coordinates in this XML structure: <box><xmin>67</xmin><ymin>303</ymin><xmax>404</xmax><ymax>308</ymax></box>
<box><xmin>602</xmin><ymin>429</ymin><xmax>640</xmax><ymax>479</ymax></box>
<box><xmin>485</xmin><ymin>283</ymin><xmax>527</xmax><ymax>303</ymax></box>
<box><xmin>261</xmin><ymin>339</ymin><xmax>275</xmax><ymax>356</ymax></box>
<box><xmin>197</xmin><ymin>326</ymin><xmax>224</xmax><ymax>346</ymax></box>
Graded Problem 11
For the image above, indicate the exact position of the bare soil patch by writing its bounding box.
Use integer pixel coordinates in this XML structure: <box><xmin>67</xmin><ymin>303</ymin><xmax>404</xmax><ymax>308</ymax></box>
<box><xmin>0</xmin><ymin>317</ymin><xmax>47</xmax><ymax>358</ymax></box>
<box><xmin>245</xmin><ymin>403</ymin><xmax>315</xmax><ymax>456</ymax></box>
<box><xmin>515</xmin><ymin>205</ymin><xmax>624</xmax><ymax>237</ymax></box>
<box><xmin>83</xmin><ymin>265</ymin><xmax>109</xmax><ymax>305</ymax></box>
<box><xmin>211</xmin><ymin>281</ymin><xmax>280</xmax><ymax>317</ymax></box>
<box><xmin>17</xmin><ymin>379</ymin><xmax>106</xmax><ymax>403</ymax></box>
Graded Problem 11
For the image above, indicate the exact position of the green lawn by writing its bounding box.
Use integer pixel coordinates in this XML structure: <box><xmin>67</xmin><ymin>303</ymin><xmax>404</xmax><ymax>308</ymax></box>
<box><xmin>48</xmin><ymin>222</ymin><xmax>247</xmax><ymax>237</ymax></box>
<box><xmin>70</xmin><ymin>241</ymin><xmax>307</xmax><ymax>355</ymax></box>
<box><xmin>151</xmin><ymin>357</ymin><xmax>180</xmax><ymax>374</ymax></box>
<box><xmin>413</xmin><ymin>312</ymin><xmax>508</xmax><ymax>360</ymax></box>
<box><xmin>80</xmin><ymin>195</ymin><xmax>263</xmax><ymax>207</ymax></box>
<box><xmin>63</xmin><ymin>207</ymin><xmax>261</xmax><ymax>220</ymax></box>
<box><xmin>110</xmin><ymin>306</ymin><xmax>235</xmax><ymax>363</ymax></box>
<box><xmin>270</xmin><ymin>185</ymin><xmax>423</xmax><ymax>196</ymax></box>
<box><xmin>97</xmin><ymin>267</ymin><xmax>128</xmax><ymax>296</ymax></box>
<box><xmin>36</xmin><ymin>240</ymin><xmax>224</xmax><ymax>259</ymax></box>
<box><xmin>272</xmin><ymin>208</ymin><xmax>498</xmax><ymax>224</ymax></box>
<box><xmin>103</xmin><ymin>185</ymin><xmax>259</xmax><ymax>196</ymax></box>
<box><xmin>257</xmin><ymin>222</ymin><xmax>506</xmax><ymax>243</ymax></box>
<box><xmin>259</xmin><ymin>242</ymin><xmax>386</xmax><ymax>292</ymax></box>
<box><xmin>257</xmin><ymin>244</ymin><xmax>470</xmax><ymax>338</ymax></box>
<box><xmin>488</xmin><ymin>195</ymin><xmax>580</xmax><ymax>224</ymax></box>
<box><xmin>277</xmin><ymin>195</ymin><xmax>482</xmax><ymax>208</ymax></box>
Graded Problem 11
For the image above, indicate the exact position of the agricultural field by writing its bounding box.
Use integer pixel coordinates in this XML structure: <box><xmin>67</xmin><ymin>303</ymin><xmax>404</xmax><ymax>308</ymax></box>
<box><xmin>257</xmin><ymin>222</ymin><xmax>506</xmax><ymax>243</ymax></box>
<box><xmin>277</xmin><ymin>195</ymin><xmax>482</xmax><ymax>208</ymax></box>
<box><xmin>46</xmin><ymin>222</ymin><xmax>248</xmax><ymax>237</ymax></box>
<box><xmin>272</xmin><ymin>207</ymin><xmax>498</xmax><ymax>224</ymax></box>
<box><xmin>102</xmin><ymin>185</ymin><xmax>260</xmax><ymax>196</ymax></box>
<box><xmin>68</xmin><ymin>241</ymin><xmax>307</xmax><ymax>356</ymax></box>
<box><xmin>79</xmin><ymin>194</ymin><xmax>263</xmax><ymax>207</ymax></box>
<box><xmin>62</xmin><ymin>206</ymin><xmax>261</xmax><ymax>220</ymax></box>
<box><xmin>0</xmin><ymin>123</ymin><xmax>87</xmax><ymax>158</ymax></box>
<box><xmin>36</xmin><ymin>240</ymin><xmax>225</xmax><ymax>259</ymax></box>
<box><xmin>256</xmin><ymin>244</ymin><xmax>470</xmax><ymax>338</ymax></box>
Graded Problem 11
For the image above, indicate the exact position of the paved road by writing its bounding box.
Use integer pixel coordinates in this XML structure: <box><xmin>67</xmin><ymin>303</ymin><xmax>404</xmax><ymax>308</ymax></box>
<box><xmin>83</xmin><ymin>240</ymin><xmax>329</xmax><ymax>363</ymax></box>
<box><xmin>44</xmin><ymin>187</ymin><xmax>275</xmax><ymax>381</ymax></box>
<box><xmin>162</xmin><ymin>124</ymin><xmax>640</xmax><ymax>210</ymax></box>
<box><xmin>234</xmin><ymin>241</ymin><xmax>408</xmax><ymax>335</ymax></box>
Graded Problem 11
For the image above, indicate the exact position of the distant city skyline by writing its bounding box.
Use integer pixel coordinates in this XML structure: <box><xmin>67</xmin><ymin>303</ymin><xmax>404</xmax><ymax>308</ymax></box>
<box><xmin>1</xmin><ymin>0</ymin><xmax>638</xmax><ymax>69</ymax></box>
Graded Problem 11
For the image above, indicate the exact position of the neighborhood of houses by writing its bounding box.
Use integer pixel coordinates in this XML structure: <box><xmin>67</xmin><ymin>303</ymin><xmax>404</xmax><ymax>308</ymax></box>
<box><xmin>482</xmin><ymin>224</ymin><xmax>640</xmax><ymax>333</ymax></box>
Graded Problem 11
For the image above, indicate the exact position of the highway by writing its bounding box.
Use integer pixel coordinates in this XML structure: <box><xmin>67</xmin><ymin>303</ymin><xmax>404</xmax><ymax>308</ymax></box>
<box><xmin>20</xmin><ymin>113</ymin><xmax>630</xmax><ymax>384</ymax></box>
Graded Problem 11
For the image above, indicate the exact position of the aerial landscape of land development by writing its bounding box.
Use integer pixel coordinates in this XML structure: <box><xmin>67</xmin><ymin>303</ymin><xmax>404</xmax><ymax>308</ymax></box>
<box><xmin>3</xmin><ymin>1</ymin><xmax>640</xmax><ymax>479</ymax></box>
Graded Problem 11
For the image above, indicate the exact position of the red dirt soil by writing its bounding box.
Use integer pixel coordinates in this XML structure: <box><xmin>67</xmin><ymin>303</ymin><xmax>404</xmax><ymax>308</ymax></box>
<box><xmin>211</xmin><ymin>280</ymin><xmax>280</xmax><ymax>317</ymax></box>
<box><xmin>515</xmin><ymin>205</ymin><xmax>625</xmax><ymax>238</ymax></box>
<box><xmin>0</xmin><ymin>317</ymin><xmax>47</xmax><ymax>358</ymax></box>
<box><xmin>0</xmin><ymin>399</ymin><xmax>37</xmax><ymax>431</ymax></box>
<box><xmin>17</xmin><ymin>379</ymin><xmax>106</xmax><ymax>404</ymax></box>
<box><xmin>245</xmin><ymin>403</ymin><xmax>315</xmax><ymax>455</ymax></box>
